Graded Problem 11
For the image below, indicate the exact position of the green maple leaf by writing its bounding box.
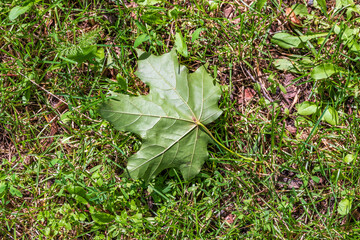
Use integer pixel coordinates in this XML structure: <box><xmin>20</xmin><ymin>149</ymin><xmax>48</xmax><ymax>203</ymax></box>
<box><xmin>99</xmin><ymin>49</ymin><xmax>222</xmax><ymax>182</ymax></box>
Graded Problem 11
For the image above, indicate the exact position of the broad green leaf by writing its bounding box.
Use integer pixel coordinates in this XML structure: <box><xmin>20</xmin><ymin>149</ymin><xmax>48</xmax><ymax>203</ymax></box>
<box><xmin>91</xmin><ymin>212</ymin><xmax>115</xmax><ymax>224</ymax></box>
<box><xmin>168</xmin><ymin>7</ymin><xmax>180</xmax><ymax>19</ymax></box>
<box><xmin>9</xmin><ymin>186</ymin><xmax>23</xmax><ymax>198</ymax></box>
<box><xmin>271</xmin><ymin>33</ymin><xmax>302</xmax><ymax>49</ymax></box>
<box><xmin>336</xmin><ymin>25</ymin><xmax>359</xmax><ymax>42</ymax></box>
<box><xmin>141</xmin><ymin>10</ymin><xmax>164</xmax><ymax>25</ymax></box>
<box><xmin>175</xmin><ymin>31</ymin><xmax>188</xmax><ymax>57</ymax></box>
<box><xmin>344</xmin><ymin>154</ymin><xmax>355</xmax><ymax>164</ymax></box>
<box><xmin>284</xmin><ymin>107</ymin><xmax>290</xmax><ymax>116</ymax></box>
<box><xmin>322</xmin><ymin>107</ymin><xmax>339</xmax><ymax>125</ymax></box>
<box><xmin>338</xmin><ymin>198</ymin><xmax>352</xmax><ymax>215</ymax></box>
<box><xmin>333</xmin><ymin>25</ymin><xmax>360</xmax><ymax>53</ymax></box>
<box><xmin>67</xmin><ymin>46</ymin><xmax>98</xmax><ymax>64</ymax></box>
<box><xmin>9</xmin><ymin>4</ymin><xmax>33</xmax><ymax>21</ymax></box>
<box><xmin>273</xmin><ymin>58</ymin><xmax>299</xmax><ymax>73</ymax></box>
<box><xmin>137</xmin><ymin>0</ymin><xmax>162</xmax><ymax>5</ymax></box>
<box><xmin>279</xmin><ymin>84</ymin><xmax>287</xmax><ymax>94</ymax></box>
<box><xmin>310</xmin><ymin>63</ymin><xmax>338</xmax><ymax>80</ymax></box>
<box><xmin>66</xmin><ymin>186</ymin><xmax>87</xmax><ymax>198</ymax></box>
<box><xmin>208</xmin><ymin>1</ymin><xmax>218</xmax><ymax>11</ymax></box>
<box><xmin>66</xmin><ymin>186</ymin><xmax>90</xmax><ymax>204</ymax></box>
<box><xmin>106</xmin><ymin>50</ymin><xmax>116</xmax><ymax>68</ymax></box>
<box><xmin>317</xmin><ymin>37</ymin><xmax>326</xmax><ymax>45</ymax></box>
<box><xmin>336</xmin><ymin>0</ymin><xmax>354</xmax><ymax>9</ymax></box>
<box><xmin>0</xmin><ymin>182</ymin><xmax>7</xmax><ymax>198</ymax></box>
<box><xmin>347</xmin><ymin>5</ymin><xmax>360</xmax><ymax>17</ymax></box>
<box><xmin>316</xmin><ymin>0</ymin><xmax>328</xmax><ymax>16</ymax></box>
<box><xmin>292</xmin><ymin>4</ymin><xmax>311</xmax><ymax>16</ymax></box>
<box><xmin>347</xmin><ymin>39</ymin><xmax>360</xmax><ymax>53</ymax></box>
<box><xmin>60</xmin><ymin>112</ymin><xmax>71</xmax><ymax>124</ymax></box>
<box><xmin>192</xmin><ymin>28</ymin><xmax>205</xmax><ymax>43</ymax></box>
<box><xmin>272</xmin><ymin>32</ymin><xmax>329</xmax><ymax>49</ymax></box>
<box><xmin>255</xmin><ymin>0</ymin><xmax>267</xmax><ymax>11</ymax></box>
<box><xmin>99</xmin><ymin>50</ymin><xmax>222</xmax><ymax>182</ymax></box>
<box><xmin>134</xmin><ymin>34</ymin><xmax>150</xmax><ymax>48</ymax></box>
<box><xmin>74</xmin><ymin>195</ymin><xmax>88</xmax><ymax>205</ymax></box>
<box><xmin>297</xmin><ymin>101</ymin><xmax>318</xmax><ymax>116</ymax></box>
<box><xmin>116</xmin><ymin>74</ymin><xmax>128</xmax><ymax>90</ymax></box>
<box><xmin>354</xmin><ymin>85</ymin><xmax>359</xmax><ymax>98</ymax></box>
<box><xmin>311</xmin><ymin>176</ymin><xmax>320</xmax><ymax>183</ymax></box>
<box><xmin>274</xmin><ymin>56</ymin><xmax>314</xmax><ymax>73</ymax></box>
<box><xmin>95</xmin><ymin>48</ymin><xmax>105</xmax><ymax>61</ymax></box>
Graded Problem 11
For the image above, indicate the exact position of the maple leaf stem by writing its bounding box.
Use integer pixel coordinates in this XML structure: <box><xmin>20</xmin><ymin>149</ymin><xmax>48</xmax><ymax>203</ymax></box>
<box><xmin>197</xmin><ymin>122</ymin><xmax>253</xmax><ymax>161</ymax></box>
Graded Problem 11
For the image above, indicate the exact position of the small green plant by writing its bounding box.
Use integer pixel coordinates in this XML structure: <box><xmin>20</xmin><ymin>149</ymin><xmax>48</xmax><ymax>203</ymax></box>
<box><xmin>8</xmin><ymin>0</ymin><xmax>38</xmax><ymax>21</ymax></box>
<box><xmin>57</xmin><ymin>28</ymin><xmax>104</xmax><ymax>64</ymax></box>
<box><xmin>296</xmin><ymin>101</ymin><xmax>340</xmax><ymax>126</ymax></box>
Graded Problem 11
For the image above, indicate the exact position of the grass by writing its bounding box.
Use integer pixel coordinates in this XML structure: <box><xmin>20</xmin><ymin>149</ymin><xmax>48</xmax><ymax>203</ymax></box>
<box><xmin>1</xmin><ymin>0</ymin><xmax>360</xmax><ymax>239</ymax></box>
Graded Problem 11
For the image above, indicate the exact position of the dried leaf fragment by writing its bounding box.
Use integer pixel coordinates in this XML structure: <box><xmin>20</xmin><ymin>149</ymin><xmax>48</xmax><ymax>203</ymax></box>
<box><xmin>285</xmin><ymin>8</ymin><xmax>301</xmax><ymax>25</ymax></box>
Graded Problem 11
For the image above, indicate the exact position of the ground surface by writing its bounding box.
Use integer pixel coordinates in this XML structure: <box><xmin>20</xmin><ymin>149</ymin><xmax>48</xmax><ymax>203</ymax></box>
<box><xmin>1</xmin><ymin>0</ymin><xmax>360</xmax><ymax>239</ymax></box>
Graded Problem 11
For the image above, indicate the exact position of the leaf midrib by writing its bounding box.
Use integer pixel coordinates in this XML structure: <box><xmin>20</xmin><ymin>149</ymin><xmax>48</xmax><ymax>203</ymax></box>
<box><xmin>129</xmin><ymin>125</ymin><xmax>198</xmax><ymax>172</ymax></box>
<box><xmin>146</xmin><ymin>58</ymin><xmax>197</xmax><ymax>120</ymax></box>
<box><xmin>101</xmin><ymin>109</ymin><xmax>194</xmax><ymax>124</ymax></box>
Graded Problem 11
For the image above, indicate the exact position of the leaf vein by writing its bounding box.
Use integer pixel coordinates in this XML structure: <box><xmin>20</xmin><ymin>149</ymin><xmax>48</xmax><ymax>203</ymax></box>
<box><xmin>146</xmin><ymin>58</ymin><xmax>196</xmax><ymax>118</ymax></box>
<box><xmin>129</xmin><ymin>125</ymin><xmax>197</xmax><ymax>172</ymax></box>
